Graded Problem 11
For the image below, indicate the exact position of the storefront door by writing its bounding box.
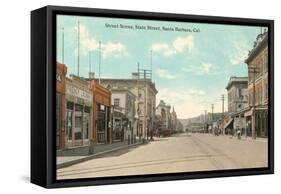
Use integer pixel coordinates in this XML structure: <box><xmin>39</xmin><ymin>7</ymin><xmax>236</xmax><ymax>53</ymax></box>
<box><xmin>74</xmin><ymin>104</ymin><xmax>83</xmax><ymax>146</ymax></box>
<box><xmin>66</xmin><ymin>109</ymin><xmax>73</xmax><ymax>147</ymax></box>
<box><xmin>97</xmin><ymin>104</ymin><xmax>107</xmax><ymax>143</ymax></box>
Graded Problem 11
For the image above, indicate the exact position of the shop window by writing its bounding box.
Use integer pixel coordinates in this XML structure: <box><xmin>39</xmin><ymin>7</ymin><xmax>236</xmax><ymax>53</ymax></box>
<box><xmin>67</xmin><ymin>101</ymin><xmax>74</xmax><ymax>109</ymax></box>
<box><xmin>84</xmin><ymin>106</ymin><xmax>91</xmax><ymax>113</ymax></box>
<box><xmin>238</xmin><ymin>88</ymin><xmax>242</xmax><ymax>98</ymax></box>
<box><xmin>66</xmin><ymin>110</ymin><xmax>73</xmax><ymax>140</ymax></box>
<box><xmin>74</xmin><ymin>116</ymin><xmax>82</xmax><ymax>140</ymax></box>
<box><xmin>74</xmin><ymin>104</ymin><xmax>83</xmax><ymax>140</ymax></box>
<box><xmin>97</xmin><ymin>104</ymin><xmax>106</xmax><ymax>143</ymax></box>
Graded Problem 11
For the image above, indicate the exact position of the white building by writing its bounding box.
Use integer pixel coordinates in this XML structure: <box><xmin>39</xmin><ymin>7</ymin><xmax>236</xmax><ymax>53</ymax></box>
<box><xmin>226</xmin><ymin>76</ymin><xmax>248</xmax><ymax>113</ymax></box>
<box><xmin>111</xmin><ymin>89</ymin><xmax>137</xmax><ymax>143</ymax></box>
<box><xmin>225</xmin><ymin>76</ymin><xmax>248</xmax><ymax>134</ymax></box>
<box><xmin>155</xmin><ymin>100</ymin><xmax>171</xmax><ymax>129</ymax></box>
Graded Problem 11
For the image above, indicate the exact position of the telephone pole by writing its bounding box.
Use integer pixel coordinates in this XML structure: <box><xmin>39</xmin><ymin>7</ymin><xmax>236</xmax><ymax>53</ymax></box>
<box><xmin>221</xmin><ymin>94</ymin><xmax>225</xmax><ymax>135</ymax></box>
<box><xmin>98</xmin><ymin>41</ymin><xmax>101</xmax><ymax>84</ymax></box>
<box><xmin>204</xmin><ymin>110</ymin><xmax>207</xmax><ymax>133</ymax></box>
<box><xmin>221</xmin><ymin>94</ymin><xmax>225</xmax><ymax>116</ymax></box>
<box><xmin>77</xmin><ymin>21</ymin><xmax>80</xmax><ymax>77</ymax></box>
<box><xmin>150</xmin><ymin>49</ymin><xmax>153</xmax><ymax>80</ymax></box>
<box><xmin>204</xmin><ymin>110</ymin><xmax>207</xmax><ymax>123</ymax></box>
<box><xmin>137</xmin><ymin>65</ymin><xmax>152</xmax><ymax>141</ymax></box>
<box><xmin>249</xmin><ymin>65</ymin><xmax>260</xmax><ymax>139</ymax></box>
<box><xmin>61</xmin><ymin>27</ymin><xmax>64</xmax><ymax>63</ymax></box>
<box><xmin>211</xmin><ymin>104</ymin><xmax>214</xmax><ymax>134</ymax></box>
<box><xmin>88</xmin><ymin>51</ymin><xmax>91</xmax><ymax>79</ymax></box>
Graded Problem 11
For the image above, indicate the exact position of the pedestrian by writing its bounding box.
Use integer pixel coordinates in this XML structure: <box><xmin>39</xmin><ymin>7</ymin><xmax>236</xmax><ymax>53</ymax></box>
<box><xmin>237</xmin><ymin>128</ymin><xmax>241</xmax><ymax>140</ymax></box>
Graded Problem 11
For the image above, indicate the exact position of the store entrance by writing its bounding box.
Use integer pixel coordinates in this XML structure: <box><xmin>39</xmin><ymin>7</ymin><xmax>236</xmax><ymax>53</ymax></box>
<box><xmin>97</xmin><ymin>104</ymin><xmax>107</xmax><ymax>143</ymax></box>
<box><xmin>66</xmin><ymin>102</ymin><xmax>91</xmax><ymax>147</ymax></box>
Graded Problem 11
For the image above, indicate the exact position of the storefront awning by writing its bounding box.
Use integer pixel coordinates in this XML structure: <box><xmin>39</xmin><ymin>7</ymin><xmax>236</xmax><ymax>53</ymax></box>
<box><xmin>223</xmin><ymin>118</ymin><xmax>233</xmax><ymax>129</ymax></box>
<box><xmin>244</xmin><ymin>109</ymin><xmax>253</xmax><ymax>117</ymax></box>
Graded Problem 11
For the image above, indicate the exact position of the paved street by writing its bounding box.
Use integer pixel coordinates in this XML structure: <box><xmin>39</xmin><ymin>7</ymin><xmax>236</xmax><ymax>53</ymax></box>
<box><xmin>57</xmin><ymin>133</ymin><xmax>268</xmax><ymax>180</ymax></box>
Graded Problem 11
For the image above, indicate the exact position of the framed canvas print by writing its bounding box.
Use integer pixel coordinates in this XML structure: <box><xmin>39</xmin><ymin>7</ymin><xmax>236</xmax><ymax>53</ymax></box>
<box><xmin>31</xmin><ymin>5</ymin><xmax>274</xmax><ymax>188</ymax></box>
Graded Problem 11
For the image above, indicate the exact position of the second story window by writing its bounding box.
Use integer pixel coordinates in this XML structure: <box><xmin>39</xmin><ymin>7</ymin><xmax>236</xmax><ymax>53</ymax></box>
<box><xmin>114</xmin><ymin>98</ymin><xmax>120</xmax><ymax>107</ymax></box>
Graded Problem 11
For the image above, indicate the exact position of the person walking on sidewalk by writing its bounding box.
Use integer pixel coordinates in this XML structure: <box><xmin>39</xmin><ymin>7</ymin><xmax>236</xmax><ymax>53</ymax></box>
<box><xmin>237</xmin><ymin>128</ymin><xmax>241</xmax><ymax>140</ymax></box>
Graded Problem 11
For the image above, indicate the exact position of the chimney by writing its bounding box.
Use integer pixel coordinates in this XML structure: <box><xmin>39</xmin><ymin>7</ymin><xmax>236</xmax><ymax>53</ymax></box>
<box><xmin>89</xmin><ymin>72</ymin><xmax>95</xmax><ymax>79</ymax></box>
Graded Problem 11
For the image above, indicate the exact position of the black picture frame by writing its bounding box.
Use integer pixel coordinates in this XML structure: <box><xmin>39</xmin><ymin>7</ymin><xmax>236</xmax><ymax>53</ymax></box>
<box><xmin>31</xmin><ymin>5</ymin><xmax>274</xmax><ymax>188</ymax></box>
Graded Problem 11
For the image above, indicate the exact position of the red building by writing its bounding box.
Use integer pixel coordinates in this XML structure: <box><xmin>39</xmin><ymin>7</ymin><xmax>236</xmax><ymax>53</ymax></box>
<box><xmin>56</xmin><ymin>62</ymin><xmax>67</xmax><ymax>149</ymax></box>
<box><xmin>89</xmin><ymin>80</ymin><xmax>112</xmax><ymax>144</ymax></box>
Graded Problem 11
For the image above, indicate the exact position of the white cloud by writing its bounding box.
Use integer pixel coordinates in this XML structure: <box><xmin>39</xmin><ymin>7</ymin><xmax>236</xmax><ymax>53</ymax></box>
<box><xmin>157</xmin><ymin>87</ymin><xmax>205</xmax><ymax>104</ymax></box>
<box><xmin>173</xmin><ymin>35</ymin><xmax>194</xmax><ymax>52</ymax></box>
<box><xmin>151</xmin><ymin>35</ymin><xmax>194</xmax><ymax>57</ymax></box>
<box><xmin>74</xmin><ymin>24</ymin><xmax>128</xmax><ymax>59</ymax></box>
<box><xmin>102</xmin><ymin>42</ymin><xmax>128</xmax><ymax>58</ymax></box>
<box><xmin>201</xmin><ymin>63</ymin><xmax>213</xmax><ymax>74</ymax></box>
<box><xmin>156</xmin><ymin>87</ymin><xmax>229</xmax><ymax>118</ymax></box>
<box><xmin>151</xmin><ymin>43</ymin><xmax>175</xmax><ymax>57</ymax></box>
<box><xmin>155</xmin><ymin>68</ymin><xmax>176</xmax><ymax>80</ymax></box>
<box><xmin>182</xmin><ymin>62</ymin><xmax>215</xmax><ymax>75</ymax></box>
<box><xmin>156</xmin><ymin>87</ymin><xmax>206</xmax><ymax>118</ymax></box>
<box><xmin>229</xmin><ymin>41</ymin><xmax>249</xmax><ymax>65</ymax></box>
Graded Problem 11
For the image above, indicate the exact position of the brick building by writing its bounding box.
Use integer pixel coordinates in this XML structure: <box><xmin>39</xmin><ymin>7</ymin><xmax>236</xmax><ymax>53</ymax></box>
<box><xmin>89</xmin><ymin>80</ymin><xmax>112</xmax><ymax>144</ymax></box>
<box><xmin>56</xmin><ymin>62</ymin><xmax>67</xmax><ymax>149</ymax></box>
<box><xmin>56</xmin><ymin>63</ymin><xmax>112</xmax><ymax>156</ymax></box>
<box><xmin>65</xmin><ymin>75</ymin><xmax>93</xmax><ymax>148</ymax></box>
<box><xmin>245</xmin><ymin>30</ymin><xmax>268</xmax><ymax>138</ymax></box>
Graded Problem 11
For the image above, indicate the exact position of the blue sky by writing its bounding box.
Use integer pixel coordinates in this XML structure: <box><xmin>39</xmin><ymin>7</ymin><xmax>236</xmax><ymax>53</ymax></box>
<box><xmin>57</xmin><ymin>15</ymin><xmax>265</xmax><ymax>118</ymax></box>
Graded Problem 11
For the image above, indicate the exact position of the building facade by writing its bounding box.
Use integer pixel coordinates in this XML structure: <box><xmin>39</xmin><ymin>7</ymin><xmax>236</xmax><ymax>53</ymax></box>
<box><xmin>89</xmin><ymin>80</ymin><xmax>112</xmax><ymax>144</ymax></box>
<box><xmin>65</xmin><ymin>75</ymin><xmax>93</xmax><ymax>148</ymax></box>
<box><xmin>155</xmin><ymin>100</ymin><xmax>172</xmax><ymax>135</ymax></box>
<box><xmin>225</xmin><ymin>76</ymin><xmax>248</xmax><ymax>135</ymax></box>
<box><xmin>226</xmin><ymin>77</ymin><xmax>248</xmax><ymax>113</ymax></box>
<box><xmin>111</xmin><ymin>89</ymin><xmax>137</xmax><ymax>143</ymax></box>
<box><xmin>94</xmin><ymin>76</ymin><xmax>157</xmax><ymax>141</ymax></box>
<box><xmin>245</xmin><ymin>30</ymin><xmax>268</xmax><ymax>138</ymax></box>
<box><xmin>155</xmin><ymin>100</ymin><xmax>171</xmax><ymax>130</ymax></box>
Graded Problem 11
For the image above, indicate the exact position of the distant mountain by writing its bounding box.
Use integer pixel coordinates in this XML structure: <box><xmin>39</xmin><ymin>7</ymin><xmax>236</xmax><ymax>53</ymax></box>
<box><xmin>179</xmin><ymin>112</ymin><xmax>227</xmax><ymax>128</ymax></box>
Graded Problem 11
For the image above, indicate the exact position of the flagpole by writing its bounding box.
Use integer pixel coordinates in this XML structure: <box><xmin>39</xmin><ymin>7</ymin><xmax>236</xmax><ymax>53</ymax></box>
<box><xmin>62</xmin><ymin>27</ymin><xmax>64</xmax><ymax>64</ymax></box>
<box><xmin>77</xmin><ymin>21</ymin><xmax>80</xmax><ymax>77</ymax></box>
<box><xmin>150</xmin><ymin>49</ymin><xmax>153</xmax><ymax>80</ymax></box>
<box><xmin>89</xmin><ymin>51</ymin><xmax>91</xmax><ymax>79</ymax></box>
<box><xmin>99</xmin><ymin>41</ymin><xmax>101</xmax><ymax>84</ymax></box>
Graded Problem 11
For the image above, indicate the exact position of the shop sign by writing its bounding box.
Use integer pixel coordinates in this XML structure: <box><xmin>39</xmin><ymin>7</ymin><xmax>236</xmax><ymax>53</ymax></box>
<box><xmin>100</xmin><ymin>104</ymin><xmax>105</xmax><ymax>111</ymax></box>
<box><xmin>66</xmin><ymin>85</ymin><xmax>92</xmax><ymax>102</ymax></box>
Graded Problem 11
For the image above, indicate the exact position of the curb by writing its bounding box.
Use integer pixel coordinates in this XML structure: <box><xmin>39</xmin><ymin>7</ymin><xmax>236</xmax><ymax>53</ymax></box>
<box><xmin>57</xmin><ymin>142</ymin><xmax>146</xmax><ymax>169</ymax></box>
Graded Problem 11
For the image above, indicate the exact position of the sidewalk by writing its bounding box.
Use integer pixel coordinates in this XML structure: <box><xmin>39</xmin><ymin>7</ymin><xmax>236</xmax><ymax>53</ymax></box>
<box><xmin>57</xmin><ymin>140</ymin><xmax>145</xmax><ymax>169</ymax></box>
<box><xmin>222</xmin><ymin>134</ymin><xmax>268</xmax><ymax>143</ymax></box>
